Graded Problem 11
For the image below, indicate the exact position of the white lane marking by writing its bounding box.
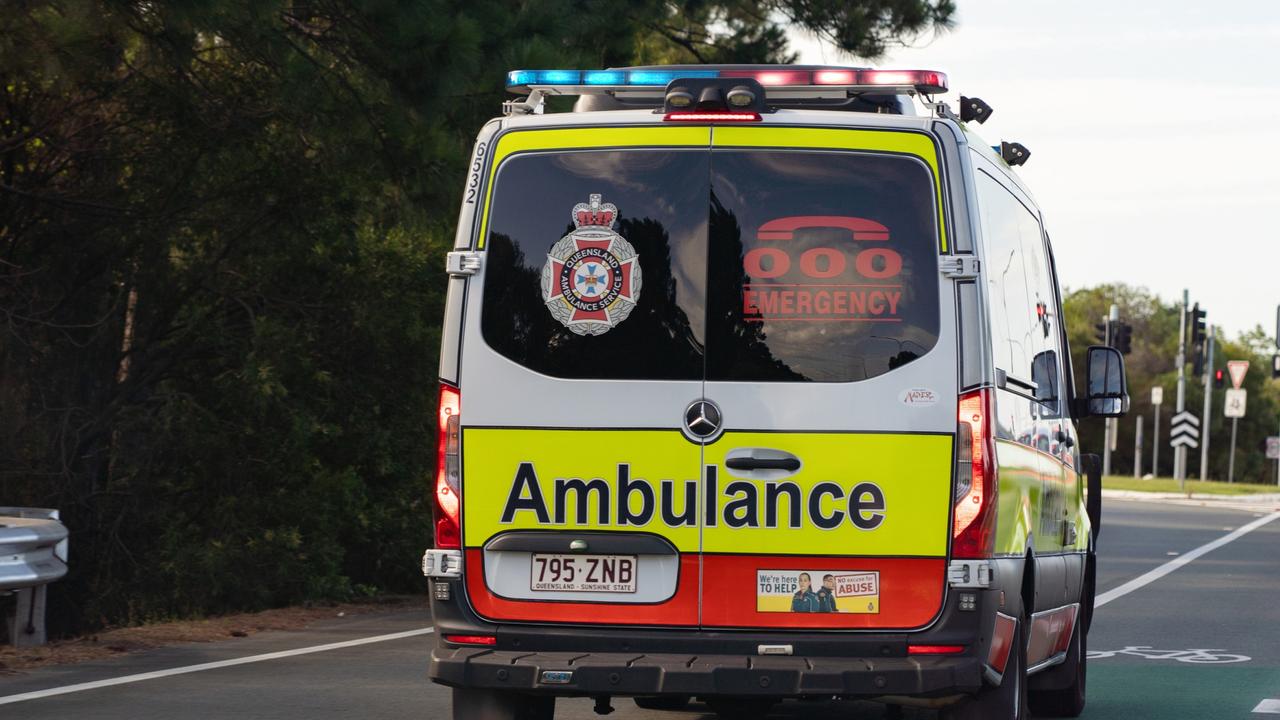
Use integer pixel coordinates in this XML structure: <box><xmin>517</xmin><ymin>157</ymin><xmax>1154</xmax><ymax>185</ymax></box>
<box><xmin>1255</xmin><ymin>699</ymin><xmax>1280</xmax><ymax>714</ymax></box>
<box><xmin>1096</xmin><ymin>511</ymin><xmax>1280</xmax><ymax>608</ymax></box>
<box><xmin>0</xmin><ymin>626</ymin><xmax>435</xmax><ymax>706</ymax></box>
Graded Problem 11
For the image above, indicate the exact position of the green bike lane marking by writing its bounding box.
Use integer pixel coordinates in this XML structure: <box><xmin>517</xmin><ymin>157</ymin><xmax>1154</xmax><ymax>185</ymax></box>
<box><xmin>1083</xmin><ymin>666</ymin><xmax>1280</xmax><ymax>719</ymax></box>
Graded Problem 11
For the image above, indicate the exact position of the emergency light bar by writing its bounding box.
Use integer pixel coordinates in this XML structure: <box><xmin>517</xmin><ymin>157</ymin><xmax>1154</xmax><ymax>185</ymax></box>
<box><xmin>505</xmin><ymin>67</ymin><xmax>948</xmax><ymax>96</ymax></box>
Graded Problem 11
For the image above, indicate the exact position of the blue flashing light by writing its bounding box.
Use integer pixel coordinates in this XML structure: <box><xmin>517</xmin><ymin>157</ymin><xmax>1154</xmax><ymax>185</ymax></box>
<box><xmin>583</xmin><ymin>70</ymin><xmax>626</xmax><ymax>85</ymax></box>
<box><xmin>507</xmin><ymin>68</ymin><xmax>723</xmax><ymax>88</ymax></box>
<box><xmin>626</xmin><ymin>69</ymin><xmax>719</xmax><ymax>85</ymax></box>
<box><xmin>506</xmin><ymin>70</ymin><xmax>535</xmax><ymax>86</ymax></box>
<box><xmin>506</xmin><ymin>69</ymin><xmax>583</xmax><ymax>87</ymax></box>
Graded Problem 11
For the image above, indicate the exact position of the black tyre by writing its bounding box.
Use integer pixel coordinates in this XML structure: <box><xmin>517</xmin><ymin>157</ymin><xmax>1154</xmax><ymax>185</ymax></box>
<box><xmin>633</xmin><ymin>695</ymin><xmax>692</xmax><ymax>711</ymax></box>
<box><xmin>451</xmin><ymin>687</ymin><xmax>555</xmax><ymax>720</ymax></box>
<box><xmin>941</xmin><ymin>612</ymin><xmax>1029</xmax><ymax>720</ymax></box>
<box><xmin>1029</xmin><ymin>617</ymin><xmax>1087</xmax><ymax>718</ymax></box>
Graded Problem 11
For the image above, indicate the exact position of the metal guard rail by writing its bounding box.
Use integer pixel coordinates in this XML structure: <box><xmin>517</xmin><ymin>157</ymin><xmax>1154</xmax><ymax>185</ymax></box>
<box><xmin>0</xmin><ymin>508</ymin><xmax>68</xmax><ymax>592</ymax></box>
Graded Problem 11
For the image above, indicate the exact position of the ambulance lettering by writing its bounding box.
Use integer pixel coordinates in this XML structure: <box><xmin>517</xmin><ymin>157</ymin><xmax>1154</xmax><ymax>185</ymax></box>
<box><xmin>499</xmin><ymin>463</ymin><xmax>886</xmax><ymax>531</ymax></box>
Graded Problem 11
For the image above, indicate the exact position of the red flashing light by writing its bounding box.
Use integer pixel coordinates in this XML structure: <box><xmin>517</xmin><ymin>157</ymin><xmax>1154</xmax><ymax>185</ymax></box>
<box><xmin>664</xmin><ymin>112</ymin><xmax>762</xmax><ymax>122</ymax></box>
<box><xmin>813</xmin><ymin>69</ymin><xmax>856</xmax><ymax>85</ymax></box>
<box><xmin>908</xmin><ymin>644</ymin><xmax>966</xmax><ymax>655</ymax></box>
<box><xmin>443</xmin><ymin>634</ymin><xmax>496</xmax><ymax>646</ymax></box>
<box><xmin>723</xmin><ymin>69</ymin><xmax>810</xmax><ymax>86</ymax></box>
<box><xmin>435</xmin><ymin>383</ymin><xmax>461</xmax><ymax>549</ymax></box>
<box><xmin>858</xmin><ymin>70</ymin><xmax>948</xmax><ymax>94</ymax></box>
<box><xmin>953</xmin><ymin>388</ymin><xmax>998</xmax><ymax>558</ymax></box>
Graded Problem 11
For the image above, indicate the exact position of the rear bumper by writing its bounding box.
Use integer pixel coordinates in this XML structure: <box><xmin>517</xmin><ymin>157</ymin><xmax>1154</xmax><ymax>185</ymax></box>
<box><xmin>430</xmin><ymin>647</ymin><xmax>983</xmax><ymax>698</ymax></box>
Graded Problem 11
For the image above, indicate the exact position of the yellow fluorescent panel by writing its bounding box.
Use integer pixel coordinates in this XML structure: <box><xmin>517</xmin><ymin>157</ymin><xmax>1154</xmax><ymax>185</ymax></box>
<box><xmin>463</xmin><ymin>428</ymin><xmax>952</xmax><ymax>557</ymax></box>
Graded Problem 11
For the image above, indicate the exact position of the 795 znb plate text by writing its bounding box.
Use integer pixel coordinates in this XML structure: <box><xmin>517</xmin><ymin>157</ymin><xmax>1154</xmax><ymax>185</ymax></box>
<box><xmin>530</xmin><ymin>553</ymin><xmax>637</xmax><ymax>593</ymax></box>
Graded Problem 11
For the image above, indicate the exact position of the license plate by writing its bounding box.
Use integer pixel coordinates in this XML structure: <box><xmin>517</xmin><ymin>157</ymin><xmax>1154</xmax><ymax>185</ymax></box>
<box><xmin>530</xmin><ymin>553</ymin><xmax>637</xmax><ymax>593</ymax></box>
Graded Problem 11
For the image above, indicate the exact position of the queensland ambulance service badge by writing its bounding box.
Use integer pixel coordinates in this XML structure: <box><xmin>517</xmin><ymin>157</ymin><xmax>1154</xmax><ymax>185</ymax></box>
<box><xmin>541</xmin><ymin>194</ymin><xmax>642</xmax><ymax>336</ymax></box>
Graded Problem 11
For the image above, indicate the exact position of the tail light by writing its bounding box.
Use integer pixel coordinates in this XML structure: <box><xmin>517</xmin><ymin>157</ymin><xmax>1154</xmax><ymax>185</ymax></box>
<box><xmin>953</xmin><ymin>388</ymin><xmax>997</xmax><ymax>558</ymax></box>
<box><xmin>435</xmin><ymin>383</ymin><xmax>461</xmax><ymax>549</ymax></box>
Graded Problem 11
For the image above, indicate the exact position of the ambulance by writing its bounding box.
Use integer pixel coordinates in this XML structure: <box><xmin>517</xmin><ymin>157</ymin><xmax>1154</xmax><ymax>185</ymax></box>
<box><xmin>422</xmin><ymin>65</ymin><xmax>1130</xmax><ymax>720</ymax></box>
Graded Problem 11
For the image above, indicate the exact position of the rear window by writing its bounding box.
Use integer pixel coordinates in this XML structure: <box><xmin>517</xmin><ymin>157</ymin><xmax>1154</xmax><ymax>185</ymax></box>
<box><xmin>481</xmin><ymin>150</ymin><xmax>708</xmax><ymax>380</ymax></box>
<box><xmin>480</xmin><ymin>146</ymin><xmax>939</xmax><ymax>382</ymax></box>
<box><xmin>706</xmin><ymin>150</ymin><xmax>940</xmax><ymax>382</ymax></box>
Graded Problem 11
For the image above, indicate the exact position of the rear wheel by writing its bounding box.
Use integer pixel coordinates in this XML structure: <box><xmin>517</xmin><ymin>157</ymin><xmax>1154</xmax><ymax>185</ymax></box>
<box><xmin>941</xmin><ymin>612</ymin><xmax>1029</xmax><ymax>720</ymax></box>
<box><xmin>633</xmin><ymin>695</ymin><xmax>692</xmax><ymax>711</ymax></box>
<box><xmin>1029</xmin><ymin>617</ymin><xmax>1087</xmax><ymax>717</ymax></box>
<box><xmin>451</xmin><ymin>688</ymin><xmax>555</xmax><ymax>720</ymax></box>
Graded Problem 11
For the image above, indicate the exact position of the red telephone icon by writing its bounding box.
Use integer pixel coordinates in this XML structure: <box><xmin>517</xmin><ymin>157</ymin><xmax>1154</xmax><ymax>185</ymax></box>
<box><xmin>757</xmin><ymin>216</ymin><xmax>890</xmax><ymax>242</ymax></box>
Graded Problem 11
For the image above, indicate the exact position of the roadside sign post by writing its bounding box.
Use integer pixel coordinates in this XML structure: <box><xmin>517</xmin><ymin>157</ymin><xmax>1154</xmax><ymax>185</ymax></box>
<box><xmin>1223</xmin><ymin>361</ymin><xmax>1249</xmax><ymax>484</ymax></box>
<box><xmin>1102</xmin><ymin>305</ymin><xmax>1119</xmax><ymax>477</ymax></box>
<box><xmin>1174</xmin><ymin>290</ymin><xmax>1189</xmax><ymax>486</ymax></box>
<box><xmin>1134</xmin><ymin>415</ymin><xmax>1144</xmax><ymax>478</ymax></box>
<box><xmin>1224</xmin><ymin>387</ymin><xmax>1247</xmax><ymax>483</ymax></box>
<box><xmin>1170</xmin><ymin>410</ymin><xmax>1200</xmax><ymax>473</ymax></box>
<box><xmin>1151</xmin><ymin>386</ymin><xmax>1164</xmax><ymax>477</ymax></box>
<box><xmin>1199</xmin><ymin>329</ymin><xmax>1214</xmax><ymax>480</ymax></box>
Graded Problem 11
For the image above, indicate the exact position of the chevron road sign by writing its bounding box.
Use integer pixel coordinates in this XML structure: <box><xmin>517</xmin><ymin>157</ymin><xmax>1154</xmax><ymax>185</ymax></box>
<box><xmin>1170</xmin><ymin>411</ymin><xmax>1200</xmax><ymax>449</ymax></box>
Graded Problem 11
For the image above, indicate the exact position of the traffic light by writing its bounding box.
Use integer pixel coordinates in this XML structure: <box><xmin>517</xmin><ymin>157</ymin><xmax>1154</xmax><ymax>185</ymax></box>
<box><xmin>1189</xmin><ymin>303</ymin><xmax>1207</xmax><ymax>351</ymax></box>
<box><xmin>1273</xmin><ymin>353</ymin><xmax>1280</xmax><ymax>379</ymax></box>
<box><xmin>1094</xmin><ymin>320</ymin><xmax>1110</xmax><ymax>345</ymax></box>
<box><xmin>1113</xmin><ymin>321</ymin><xmax>1133</xmax><ymax>355</ymax></box>
<box><xmin>1214</xmin><ymin>368</ymin><xmax>1225</xmax><ymax>389</ymax></box>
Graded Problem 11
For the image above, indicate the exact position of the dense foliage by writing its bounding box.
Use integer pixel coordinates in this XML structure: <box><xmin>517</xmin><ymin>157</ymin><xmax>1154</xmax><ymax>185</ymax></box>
<box><xmin>1</xmin><ymin>1</ymin><xmax>955</xmax><ymax>633</ymax></box>
<box><xmin>1065</xmin><ymin>284</ymin><xmax>1279</xmax><ymax>483</ymax></box>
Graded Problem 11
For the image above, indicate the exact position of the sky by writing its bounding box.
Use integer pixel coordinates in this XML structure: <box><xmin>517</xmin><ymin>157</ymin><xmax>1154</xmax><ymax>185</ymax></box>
<box><xmin>791</xmin><ymin>0</ymin><xmax>1280</xmax><ymax>340</ymax></box>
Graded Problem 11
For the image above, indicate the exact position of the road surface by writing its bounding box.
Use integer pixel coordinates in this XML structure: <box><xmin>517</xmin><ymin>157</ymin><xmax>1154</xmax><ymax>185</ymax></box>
<box><xmin>2</xmin><ymin>499</ymin><xmax>1278</xmax><ymax>718</ymax></box>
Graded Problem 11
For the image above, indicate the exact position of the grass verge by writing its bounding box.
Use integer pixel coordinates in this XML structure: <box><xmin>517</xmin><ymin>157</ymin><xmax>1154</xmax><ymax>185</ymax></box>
<box><xmin>1104</xmin><ymin>475</ymin><xmax>1279</xmax><ymax>496</ymax></box>
<box><xmin>0</xmin><ymin>596</ymin><xmax>426</xmax><ymax>674</ymax></box>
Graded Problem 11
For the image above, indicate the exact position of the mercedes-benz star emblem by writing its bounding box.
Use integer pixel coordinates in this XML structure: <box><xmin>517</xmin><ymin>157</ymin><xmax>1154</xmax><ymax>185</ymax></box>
<box><xmin>683</xmin><ymin>399</ymin><xmax>722</xmax><ymax>439</ymax></box>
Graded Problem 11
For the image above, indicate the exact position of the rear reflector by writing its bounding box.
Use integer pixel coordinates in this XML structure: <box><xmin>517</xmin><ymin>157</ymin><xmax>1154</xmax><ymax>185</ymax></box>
<box><xmin>908</xmin><ymin>644</ymin><xmax>966</xmax><ymax>655</ymax></box>
<box><xmin>443</xmin><ymin>634</ymin><xmax>496</xmax><ymax>646</ymax></box>
<box><xmin>988</xmin><ymin>612</ymin><xmax>1017</xmax><ymax>674</ymax></box>
<box><xmin>664</xmin><ymin>112</ymin><xmax>762</xmax><ymax>122</ymax></box>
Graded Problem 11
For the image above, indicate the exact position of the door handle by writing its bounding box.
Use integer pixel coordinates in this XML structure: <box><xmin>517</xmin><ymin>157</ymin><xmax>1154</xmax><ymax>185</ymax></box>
<box><xmin>722</xmin><ymin>448</ymin><xmax>803</xmax><ymax>479</ymax></box>
<box><xmin>725</xmin><ymin>457</ymin><xmax>801</xmax><ymax>472</ymax></box>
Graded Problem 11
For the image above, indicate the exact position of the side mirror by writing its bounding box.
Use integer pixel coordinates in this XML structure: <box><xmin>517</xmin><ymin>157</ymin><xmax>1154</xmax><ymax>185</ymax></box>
<box><xmin>1079</xmin><ymin>345</ymin><xmax>1129</xmax><ymax>417</ymax></box>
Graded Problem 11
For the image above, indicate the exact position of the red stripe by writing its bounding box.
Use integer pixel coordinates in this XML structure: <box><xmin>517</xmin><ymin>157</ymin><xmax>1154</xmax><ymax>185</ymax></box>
<box><xmin>701</xmin><ymin>555</ymin><xmax>943</xmax><ymax>629</ymax></box>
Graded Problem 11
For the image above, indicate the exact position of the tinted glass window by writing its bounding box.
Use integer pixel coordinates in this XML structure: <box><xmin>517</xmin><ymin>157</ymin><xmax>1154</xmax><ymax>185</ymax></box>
<box><xmin>976</xmin><ymin>171</ymin><xmax>1059</xmax><ymax>411</ymax></box>
<box><xmin>705</xmin><ymin>151</ymin><xmax>941</xmax><ymax>382</ymax></box>
<box><xmin>481</xmin><ymin>150</ymin><xmax>707</xmax><ymax>380</ymax></box>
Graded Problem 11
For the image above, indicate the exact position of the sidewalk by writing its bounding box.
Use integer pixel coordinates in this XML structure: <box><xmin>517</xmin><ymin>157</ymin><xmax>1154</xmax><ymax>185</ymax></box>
<box><xmin>1102</xmin><ymin>489</ymin><xmax>1280</xmax><ymax>513</ymax></box>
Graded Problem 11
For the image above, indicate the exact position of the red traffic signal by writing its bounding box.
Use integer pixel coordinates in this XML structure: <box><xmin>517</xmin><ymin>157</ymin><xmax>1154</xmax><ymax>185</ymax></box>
<box><xmin>1214</xmin><ymin>368</ymin><xmax>1226</xmax><ymax>388</ymax></box>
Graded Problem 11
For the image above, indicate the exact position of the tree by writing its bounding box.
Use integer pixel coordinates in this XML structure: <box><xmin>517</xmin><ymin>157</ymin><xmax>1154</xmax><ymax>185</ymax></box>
<box><xmin>1063</xmin><ymin>284</ymin><xmax>1280</xmax><ymax>482</ymax></box>
<box><xmin>1</xmin><ymin>1</ymin><xmax>959</xmax><ymax>633</ymax></box>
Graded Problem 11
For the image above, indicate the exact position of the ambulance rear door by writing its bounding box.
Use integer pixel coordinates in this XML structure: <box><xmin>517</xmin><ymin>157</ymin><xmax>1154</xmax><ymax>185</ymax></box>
<box><xmin>698</xmin><ymin>126</ymin><xmax>958</xmax><ymax>630</ymax></box>
<box><xmin>456</xmin><ymin>126</ymin><xmax>711</xmax><ymax>626</ymax></box>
